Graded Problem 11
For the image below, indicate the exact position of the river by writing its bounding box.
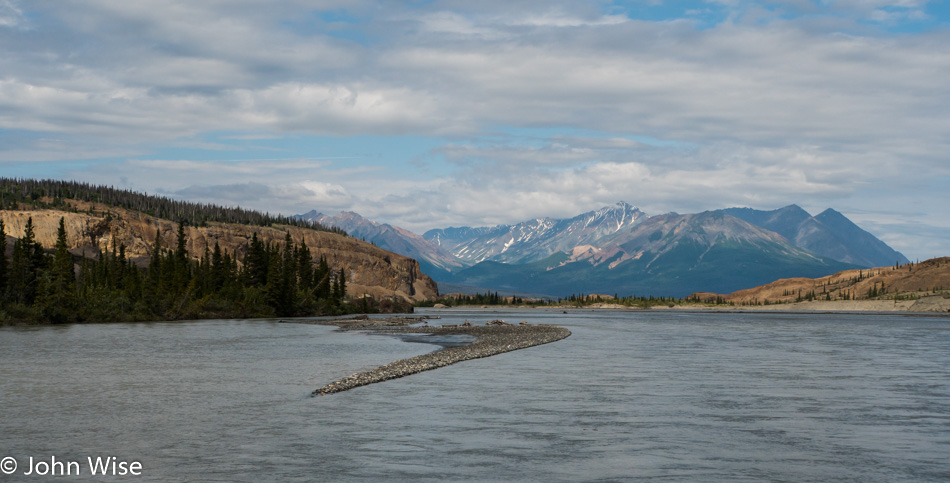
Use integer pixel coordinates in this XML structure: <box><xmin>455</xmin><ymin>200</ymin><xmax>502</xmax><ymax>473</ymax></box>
<box><xmin>1</xmin><ymin>309</ymin><xmax>948</xmax><ymax>481</ymax></box>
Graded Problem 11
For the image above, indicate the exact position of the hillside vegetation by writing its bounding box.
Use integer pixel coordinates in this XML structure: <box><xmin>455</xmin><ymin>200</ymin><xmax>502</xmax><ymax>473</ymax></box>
<box><xmin>1</xmin><ymin>178</ymin><xmax>345</xmax><ymax>234</ymax></box>
<box><xmin>691</xmin><ymin>257</ymin><xmax>950</xmax><ymax>309</ymax></box>
<box><xmin>0</xmin><ymin>180</ymin><xmax>438</xmax><ymax>323</ymax></box>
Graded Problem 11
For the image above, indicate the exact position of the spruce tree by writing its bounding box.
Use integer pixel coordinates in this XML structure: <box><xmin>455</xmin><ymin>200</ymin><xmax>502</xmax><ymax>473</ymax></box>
<box><xmin>335</xmin><ymin>267</ymin><xmax>346</xmax><ymax>303</ymax></box>
<box><xmin>264</xmin><ymin>246</ymin><xmax>283</xmax><ymax>315</ymax></box>
<box><xmin>245</xmin><ymin>232</ymin><xmax>268</xmax><ymax>287</ymax></box>
<box><xmin>210</xmin><ymin>242</ymin><xmax>225</xmax><ymax>291</ymax></box>
<box><xmin>52</xmin><ymin>217</ymin><xmax>75</xmax><ymax>291</ymax></box>
<box><xmin>278</xmin><ymin>233</ymin><xmax>298</xmax><ymax>316</ymax></box>
<box><xmin>35</xmin><ymin>217</ymin><xmax>78</xmax><ymax>323</ymax></box>
<box><xmin>8</xmin><ymin>217</ymin><xmax>44</xmax><ymax>305</ymax></box>
<box><xmin>296</xmin><ymin>240</ymin><xmax>313</xmax><ymax>292</ymax></box>
<box><xmin>0</xmin><ymin>219</ymin><xmax>7</xmax><ymax>298</ymax></box>
<box><xmin>172</xmin><ymin>222</ymin><xmax>190</xmax><ymax>292</ymax></box>
<box><xmin>174</xmin><ymin>222</ymin><xmax>187</xmax><ymax>263</ymax></box>
<box><xmin>313</xmin><ymin>256</ymin><xmax>331</xmax><ymax>301</ymax></box>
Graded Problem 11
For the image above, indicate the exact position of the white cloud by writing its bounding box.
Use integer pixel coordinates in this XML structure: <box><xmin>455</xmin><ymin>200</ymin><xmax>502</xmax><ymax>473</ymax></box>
<box><xmin>0</xmin><ymin>0</ymin><xmax>24</xmax><ymax>28</ymax></box>
<box><xmin>230</xmin><ymin>83</ymin><xmax>446</xmax><ymax>135</ymax></box>
<box><xmin>2</xmin><ymin>0</ymin><xmax>949</xmax><ymax>260</ymax></box>
<box><xmin>510</xmin><ymin>11</ymin><xmax>628</xmax><ymax>27</ymax></box>
<box><xmin>297</xmin><ymin>180</ymin><xmax>352</xmax><ymax>205</ymax></box>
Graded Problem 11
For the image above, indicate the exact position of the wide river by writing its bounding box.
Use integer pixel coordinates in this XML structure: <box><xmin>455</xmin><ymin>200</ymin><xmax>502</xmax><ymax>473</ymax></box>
<box><xmin>1</xmin><ymin>309</ymin><xmax>948</xmax><ymax>482</ymax></box>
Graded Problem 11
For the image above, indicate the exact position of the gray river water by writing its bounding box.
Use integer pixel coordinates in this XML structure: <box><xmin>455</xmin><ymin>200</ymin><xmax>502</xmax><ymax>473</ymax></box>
<box><xmin>1</xmin><ymin>309</ymin><xmax>948</xmax><ymax>482</ymax></box>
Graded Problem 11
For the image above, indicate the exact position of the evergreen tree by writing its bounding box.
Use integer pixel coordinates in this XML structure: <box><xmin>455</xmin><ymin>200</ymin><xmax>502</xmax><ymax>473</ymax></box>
<box><xmin>172</xmin><ymin>222</ymin><xmax>190</xmax><ymax>292</ymax></box>
<box><xmin>313</xmin><ymin>256</ymin><xmax>331</xmax><ymax>300</ymax></box>
<box><xmin>8</xmin><ymin>217</ymin><xmax>44</xmax><ymax>305</ymax></box>
<box><xmin>210</xmin><ymin>242</ymin><xmax>226</xmax><ymax>291</ymax></box>
<box><xmin>0</xmin><ymin>219</ymin><xmax>7</xmax><ymax>298</ymax></box>
<box><xmin>51</xmin><ymin>217</ymin><xmax>75</xmax><ymax>291</ymax></box>
<box><xmin>195</xmin><ymin>246</ymin><xmax>212</xmax><ymax>298</ymax></box>
<box><xmin>35</xmin><ymin>217</ymin><xmax>78</xmax><ymax>323</ymax></box>
<box><xmin>264</xmin><ymin>245</ymin><xmax>283</xmax><ymax>315</ymax></box>
<box><xmin>296</xmin><ymin>240</ymin><xmax>313</xmax><ymax>292</ymax></box>
<box><xmin>335</xmin><ymin>267</ymin><xmax>347</xmax><ymax>303</ymax></box>
<box><xmin>245</xmin><ymin>232</ymin><xmax>268</xmax><ymax>287</ymax></box>
<box><xmin>277</xmin><ymin>233</ymin><xmax>298</xmax><ymax>316</ymax></box>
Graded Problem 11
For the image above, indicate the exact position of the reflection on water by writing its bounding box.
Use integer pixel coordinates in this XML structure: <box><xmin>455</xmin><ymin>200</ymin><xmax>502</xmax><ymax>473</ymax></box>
<box><xmin>1</xmin><ymin>311</ymin><xmax>948</xmax><ymax>482</ymax></box>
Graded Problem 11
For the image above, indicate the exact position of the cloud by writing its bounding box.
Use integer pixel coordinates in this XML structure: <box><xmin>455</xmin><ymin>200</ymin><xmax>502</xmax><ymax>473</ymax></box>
<box><xmin>0</xmin><ymin>134</ymin><xmax>144</xmax><ymax>162</ymax></box>
<box><xmin>2</xmin><ymin>1</ymin><xmax>948</xmax><ymax>260</ymax></box>
<box><xmin>173</xmin><ymin>180</ymin><xmax>351</xmax><ymax>211</ymax></box>
<box><xmin>5</xmin><ymin>4</ymin><xmax>950</xmax><ymax>151</ymax></box>
<box><xmin>0</xmin><ymin>0</ymin><xmax>24</xmax><ymax>28</ymax></box>
<box><xmin>175</xmin><ymin>182</ymin><xmax>274</xmax><ymax>204</ymax></box>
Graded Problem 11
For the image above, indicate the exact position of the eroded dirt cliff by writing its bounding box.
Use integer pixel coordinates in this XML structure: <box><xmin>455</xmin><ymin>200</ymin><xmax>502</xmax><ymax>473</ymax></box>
<box><xmin>1</xmin><ymin>202</ymin><xmax>439</xmax><ymax>302</ymax></box>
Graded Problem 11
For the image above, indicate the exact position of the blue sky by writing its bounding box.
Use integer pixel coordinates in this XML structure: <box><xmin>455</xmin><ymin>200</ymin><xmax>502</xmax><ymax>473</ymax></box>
<box><xmin>1</xmin><ymin>0</ymin><xmax>949</xmax><ymax>261</ymax></box>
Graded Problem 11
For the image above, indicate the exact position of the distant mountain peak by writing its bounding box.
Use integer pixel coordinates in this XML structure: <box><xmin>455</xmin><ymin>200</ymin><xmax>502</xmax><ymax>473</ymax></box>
<box><xmin>297</xmin><ymin>209</ymin><xmax>323</xmax><ymax>218</ymax></box>
<box><xmin>297</xmin><ymin>201</ymin><xmax>908</xmax><ymax>299</ymax></box>
<box><xmin>603</xmin><ymin>201</ymin><xmax>641</xmax><ymax>214</ymax></box>
<box><xmin>778</xmin><ymin>204</ymin><xmax>810</xmax><ymax>215</ymax></box>
<box><xmin>720</xmin><ymin>205</ymin><xmax>908</xmax><ymax>267</ymax></box>
<box><xmin>421</xmin><ymin>202</ymin><xmax>648</xmax><ymax>265</ymax></box>
<box><xmin>816</xmin><ymin>207</ymin><xmax>845</xmax><ymax>219</ymax></box>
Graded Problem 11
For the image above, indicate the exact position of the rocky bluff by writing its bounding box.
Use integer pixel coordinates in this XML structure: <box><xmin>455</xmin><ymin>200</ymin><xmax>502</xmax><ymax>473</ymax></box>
<box><xmin>1</xmin><ymin>201</ymin><xmax>438</xmax><ymax>303</ymax></box>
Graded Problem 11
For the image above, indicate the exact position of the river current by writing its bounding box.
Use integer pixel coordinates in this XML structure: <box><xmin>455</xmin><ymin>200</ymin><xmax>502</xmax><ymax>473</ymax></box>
<box><xmin>1</xmin><ymin>309</ymin><xmax>948</xmax><ymax>482</ymax></box>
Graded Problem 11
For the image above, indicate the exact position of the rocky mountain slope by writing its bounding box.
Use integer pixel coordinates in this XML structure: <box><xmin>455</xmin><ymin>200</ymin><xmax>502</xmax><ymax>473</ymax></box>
<box><xmin>719</xmin><ymin>205</ymin><xmax>909</xmax><ymax>267</ymax></box>
<box><xmin>2</xmin><ymin>202</ymin><xmax>438</xmax><ymax>302</ymax></box>
<box><xmin>424</xmin><ymin>202</ymin><xmax>646</xmax><ymax>265</ymax></box>
<box><xmin>296</xmin><ymin>210</ymin><xmax>466</xmax><ymax>278</ymax></box>
<box><xmin>438</xmin><ymin>210</ymin><xmax>856</xmax><ymax>297</ymax></box>
<box><xmin>295</xmin><ymin>201</ymin><xmax>907</xmax><ymax>298</ymax></box>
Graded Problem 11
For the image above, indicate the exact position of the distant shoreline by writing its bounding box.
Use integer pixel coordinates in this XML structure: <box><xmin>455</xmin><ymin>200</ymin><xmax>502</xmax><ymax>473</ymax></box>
<box><xmin>288</xmin><ymin>316</ymin><xmax>572</xmax><ymax>395</ymax></box>
<box><xmin>556</xmin><ymin>296</ymin><xmax>950</xmax><ymax>314</ymax></box>
<box><xmin>422</xmin><ymin>296</ymin><xmax>950</xmax><ymax>315</ymax></box>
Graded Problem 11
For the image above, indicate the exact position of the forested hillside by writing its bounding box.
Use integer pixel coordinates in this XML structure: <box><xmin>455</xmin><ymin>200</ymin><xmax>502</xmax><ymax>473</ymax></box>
<box><xmin>0</xmin><ymin>215</ymin><xmax>366</xmax><ymax>323</ymax></box>
<box><xmin>0</xmin><ymin>179</ymin><xmax>436</xmax><ymax>323</ymax></box>
<box><xmin>0</xmin><ymin>178</ymin><xmax>345</xmax><ymax>235</ymax></box>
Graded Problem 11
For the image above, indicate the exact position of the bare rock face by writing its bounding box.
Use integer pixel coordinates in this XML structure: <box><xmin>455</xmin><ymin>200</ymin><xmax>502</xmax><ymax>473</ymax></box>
<box><xmin>909</xmin><ymin>295</ymin><xmax>950</xmax><ymax>313</ymax></box>
<box><xmin>1</xmin><ymin>204</ymin><xmax>439</xmax><ymax>302</ymax></box>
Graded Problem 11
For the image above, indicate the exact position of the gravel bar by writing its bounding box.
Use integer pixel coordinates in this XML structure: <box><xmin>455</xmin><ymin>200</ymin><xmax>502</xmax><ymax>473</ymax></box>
<box><xmin>288</xmin><ymin>316</ymin><xmax>571</xmax><ymax>396</ymax></box>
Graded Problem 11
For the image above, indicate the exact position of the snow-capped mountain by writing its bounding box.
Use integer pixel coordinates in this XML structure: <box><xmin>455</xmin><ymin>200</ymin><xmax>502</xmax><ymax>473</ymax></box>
<box><xmin>438</xmin><ymin>209</ymin><xmax>858</xmax><ymax>297</ymax></box>
<box><xmin>423</xmin><ymin>202</ymin><xmax>646</xmax><ymax>264</ymax></box>
<box><xmin>297</xmin><ymin>202</ymin><xmax>908</xmax><ymax>298</ymax></box>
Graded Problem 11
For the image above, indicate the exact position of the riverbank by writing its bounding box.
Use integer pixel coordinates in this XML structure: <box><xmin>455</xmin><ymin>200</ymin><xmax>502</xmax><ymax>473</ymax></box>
<box><xmin>288</xmin><ymin>316</ymin><xmax>571</xmax><ymax>395</ymax></box>
<box><xmin>430</xmin><ymin>294</ymin><xmax>950</xmax><ymax>314</ymax></box>
<box><xmin>547</xmin><ymin>295</ymin><xmax>950</xmax><ymax>313</ymax></box>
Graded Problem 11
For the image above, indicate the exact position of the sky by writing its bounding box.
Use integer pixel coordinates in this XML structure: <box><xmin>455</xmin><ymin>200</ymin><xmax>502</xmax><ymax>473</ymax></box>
<box><xmin>1</xmin><ymin>0</ymin><xmax>948</xmax><ymax>261</ymax></box>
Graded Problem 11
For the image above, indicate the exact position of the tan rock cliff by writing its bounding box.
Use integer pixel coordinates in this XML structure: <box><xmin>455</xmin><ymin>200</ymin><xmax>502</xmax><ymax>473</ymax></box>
<box><xmin>1</xmin><ymin>203</ymin><xmax>439</xmax><ymax>302</ymax></box>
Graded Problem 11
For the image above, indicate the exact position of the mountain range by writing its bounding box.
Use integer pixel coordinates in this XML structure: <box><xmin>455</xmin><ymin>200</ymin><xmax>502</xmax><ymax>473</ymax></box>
<box><xmin>298</xmin><ymin>202</ymin><xmax>909</xmax><ymax>298</ymax></box>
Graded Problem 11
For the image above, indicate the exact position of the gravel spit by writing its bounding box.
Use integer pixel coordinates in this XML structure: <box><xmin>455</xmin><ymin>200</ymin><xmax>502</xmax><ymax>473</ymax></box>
<box><xmin>286</xmin><ymin>316</ymin><xmax>571</xmax><ymax>396</ymax></box>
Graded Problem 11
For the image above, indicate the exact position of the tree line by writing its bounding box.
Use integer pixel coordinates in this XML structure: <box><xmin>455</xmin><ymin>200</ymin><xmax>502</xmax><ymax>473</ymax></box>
<box><xmin>0</xmin><ymin>216</ymin><xmax>365</xmax><ymax>324</ymax></box>
<box><xmin>416</xmin><ymin>291</ymin><xmax>688</xmax><ymax>308</ymax></box>
<box><xmin>0</xmin><ymin>178</ymin><xmax>346</xmax><ymax>235</ymax></box>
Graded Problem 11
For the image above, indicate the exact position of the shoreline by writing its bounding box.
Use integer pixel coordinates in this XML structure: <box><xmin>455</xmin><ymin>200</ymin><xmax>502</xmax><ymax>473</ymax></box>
<box><xmin>288</xmin><ymin>316</ymin><xmax>571</xmax><ymax>395</ymax></box>
<box><xmin>570</xmin><ymin>296</ymin><xmax>950</xmax><ymax>314</ymax></box>
<box><xmin>426</xmin><ymin>296</ymin><xmax>950</xmax><ymax>315</ymax></box>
